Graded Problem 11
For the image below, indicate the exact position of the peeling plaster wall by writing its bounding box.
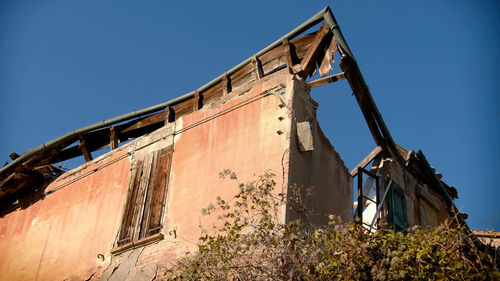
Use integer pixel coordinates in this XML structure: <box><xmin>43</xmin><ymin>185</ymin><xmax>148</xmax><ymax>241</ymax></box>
<box><xmin>163</xmin><ymin>71</ymin><xmax>295</xmax><ymax>246</ymax></box>
<box><xmin>0</xmin><ymin>70</ymin><xmax>352</xmax><ymax>280</ymax></box>
<box><xmin>287</xmin><ymin>78</ymin><xmax>353</xmax><ymax>226</ymax></box>
<box><xmin>0</xmin><ymin>150</ymin><xmax>131</xmax><ymax>281</ymax></box>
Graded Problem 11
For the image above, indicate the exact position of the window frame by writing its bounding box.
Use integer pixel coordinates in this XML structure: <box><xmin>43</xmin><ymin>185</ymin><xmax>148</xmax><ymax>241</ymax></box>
<box><xmin>111</xmin><ymin>146</ymin><xmax>173</xmax><ymax>254</ymax></box>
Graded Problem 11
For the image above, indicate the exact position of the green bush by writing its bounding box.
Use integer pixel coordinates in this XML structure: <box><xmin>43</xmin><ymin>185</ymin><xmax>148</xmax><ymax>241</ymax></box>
<box><xmin>163</xmin><ymin>170</ymin><xmax>499</xmax><ymax>280</ymax></box>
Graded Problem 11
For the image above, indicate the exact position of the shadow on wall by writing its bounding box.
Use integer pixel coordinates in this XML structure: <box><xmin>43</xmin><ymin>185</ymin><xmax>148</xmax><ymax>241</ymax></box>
<box><xmin>0</xmin><ymin>180</ymin><xmax>51</xmax><ymax>218</ymax></box>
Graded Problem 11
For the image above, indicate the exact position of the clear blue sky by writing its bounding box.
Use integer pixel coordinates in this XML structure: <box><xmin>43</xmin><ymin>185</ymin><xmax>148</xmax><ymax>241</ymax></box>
<box><xmin>1</xmin><ymin>1</ymin><xmax>499</xmax><ymax>230</ymax></box>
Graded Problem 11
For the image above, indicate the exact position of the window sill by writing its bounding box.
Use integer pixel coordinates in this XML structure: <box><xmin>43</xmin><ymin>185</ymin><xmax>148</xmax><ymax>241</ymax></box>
<box><xmin>110</xmin><ymin>233</ymin><xmax>164</xmax><ymax>255</ymax></box>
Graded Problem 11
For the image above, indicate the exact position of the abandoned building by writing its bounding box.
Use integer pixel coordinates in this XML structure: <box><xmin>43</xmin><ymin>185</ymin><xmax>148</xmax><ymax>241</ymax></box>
<box><xmin>0</xmin><ymin>6</ymin><xmax>470</xmax><ymax>281</ymax></box>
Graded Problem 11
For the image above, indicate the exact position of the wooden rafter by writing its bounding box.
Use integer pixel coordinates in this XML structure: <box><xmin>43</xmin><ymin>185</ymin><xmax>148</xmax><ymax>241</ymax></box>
<box><xmin>22</xmin><ymin>138</ymin><xmax>78</xmax><ymax>170</ymax></box>
<box><xmin>282</xmin><ymin>39</ymin><xmax>295</xmax><ymax>74</ymax></box>
<box><xmin>0</xmin><ymin>23</ymin><xmax>331</xmax><ymax>199</ymax></box>
<box><xmin>252</xmin><ymin>55</ymin><xmax>264</xmax><ymax>80</ymax></box>
<box><xmin>318</xmin><ymin>35</ymin><xmax>338</xmax><ymax>77</ymax></box>
<box><xmin>110</xmin><ymin>126</ymin><xmax>118</xmax><ymax>150</ymax></box>
<box><xmin>296</xmin><ymin>22</ymin><xmax>330</xmax><ymax>79</ymax></box>
<box><xmin>350</xmin><ymin>146</ymin><xmax>383</xmax><ymax>177</ymax></box>
<box><xmin>120</xmin><ymin>112</ymin><xmax>166</xmax><ymax>134</ymax></box>
<box><xmin>222</xmin><ymin>72</ymin><xmax>232</xmax><ymax>95</ymax></box>
<box><xmin>193</xmin><ymin>91</ymin><xmax>203</xmax><ymax>111</ymax></box>
<box><xmin>79</xmin><ymin>136</ymin><xmax>93</xmax><ymax>162</ymax></box>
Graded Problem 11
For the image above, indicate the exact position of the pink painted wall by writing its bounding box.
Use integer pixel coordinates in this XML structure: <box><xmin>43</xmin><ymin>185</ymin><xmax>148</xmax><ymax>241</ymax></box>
<box><xmin>0</xmin><ymin>150</ymin><xmax>131</xmax><ymax>281</ymax></box>
<box><xmin>0</xmin><ymin>71</ymin><xmax>352</xmax><ymax>280</ymax></box>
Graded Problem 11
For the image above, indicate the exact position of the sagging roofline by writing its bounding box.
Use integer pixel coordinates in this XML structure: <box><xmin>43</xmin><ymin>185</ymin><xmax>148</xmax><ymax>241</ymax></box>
<box><xmin>0</xmin><ymin>6</ymin><xmax>404</xmax><ymax>187</ymax></box>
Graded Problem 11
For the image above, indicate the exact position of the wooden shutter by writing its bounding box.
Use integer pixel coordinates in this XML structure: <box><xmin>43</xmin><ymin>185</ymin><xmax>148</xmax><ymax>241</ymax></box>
<box><xmin>131</xmin><ymin>154</ymin><xmax>154</xmax><ymax>241</ymax></box>
<box><xmin>140</xmin><ymin>146</ymin><xmax>173</xmax><ymax>238</ymax></box>
<box><xmin>388</xmin><ymin>183</ymin><xmax>408</xmax><ymax>232</ymax></box>
<box><xmin>117</xmin><ymin>160</ymin><xmax>143</xmax><ymax>246</ymax></box>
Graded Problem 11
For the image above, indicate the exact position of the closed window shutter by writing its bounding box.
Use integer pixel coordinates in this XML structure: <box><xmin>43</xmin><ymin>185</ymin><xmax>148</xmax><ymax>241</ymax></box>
<box><xmin>132</xmin><ymin>154</ymin><xmax>154</xmax><ymax>240</ymax></box>
<box><xmin>118</xmin><ymin>160</ymin><xmax>143</xmax><ymax>246</ymax></box>
<box><xmin>141</xmin><ymin>147</ymin><xmax>172</xmax><ymax>238</ymax></box>
<box><xmin>388</xmin><ymin>183</ymin><xmax>408</xmax><ymax>232</ymax></box>
<box><xmin>117</xmin><ymin>146</ymin><xmax>173</xmax><ymax>247</ymax></box>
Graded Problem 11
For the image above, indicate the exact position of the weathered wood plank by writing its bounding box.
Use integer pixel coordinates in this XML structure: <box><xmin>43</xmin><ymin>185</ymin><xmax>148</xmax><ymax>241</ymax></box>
<box><xmin>282</xmin><ymin>39</ymin><xmax>295</xmax><ymax>74</ymax></box>
<box><xmin>252</xmin><ymin>55</ymin><xmax>264</xmax><ymax>80</ymax></box>
<box><xmin>165</xmin><ymin>106</ymin><xmax>173</xmax><ymax>124</ymax></box>
<box><xmin>121</xmin><ymin>112</ymin><xmax>166</xmax><ymax>134</ymax></box>
<box><xmin>230</xmin><ymin>62</ymin><xmax>256</xmax><ymax>90</ymax></box>
<box><xmin>132</xmin><ymin>154</ymin><xmax>153</xmax><ymax>241</ymax></box>
<box><xmin>0</xmin><ymin>171</ymin><xmax>42</xmax><ymax>194</ymax></box>
<box><xmin>193</xmin><ymin>91</ymin><xmax>202</xmax><ymax>111</ymax></box>
<box><xmin>201</xmin><ymin>81</ymin><xmax>224</xmax><ymax>106</ymax></box>
<box><xmin>297</xmin><ymin>23</ymin><xmax>330</xmax><ymax>78</ymax></box>
<box><xmin>78</xmin><ymin>136</ymin><xmax>93</xmax><ymax>162</ymax></box>
<box><xmin>307</xmin><ymin>72</ymin><xmax>345</xmax><ymax>88</ymax></box>
<box><xmin>173</xmin><ymin>99</ymin><xmax>195</xmax><ymax>118</ymax></box>
<box><xmin>117</xmin><ymin>160</ymin><xmax>143</xmax><ymax>246</ymax></box>
<box><xmin>222</xmin><ymin>72</ymin><xmax>232</xmax><ymax>95</ymax></box>
<box><xmin>110</xmin><ymin>126</ymin><xmax>118</xmax><ymax>150</ymax></box>
<box><xmin>290</xmin><ymin>33</ymin><xmax>316</xmax><ymax>59</ymax></box>
<box><xmin>21</xmin><ymin>137</ymin><xmax>79</xmax><ymax>170</ymax></box>
<box><xmin>350</xmin><ymin>146</ymin><xmax>383</xmax><ymax>177</ymax></box>
<box><xmin>140</xmin><ymin>152</ymin><xmax>156</xmax><ymax>239</ymax></box>
<box><xmin>143</xmin><ymin>146</ymin><xmax>172</xmax><ymax>237</ymax></box>
<box><xmin>318</xmin><ymin>35</ymin><xmax>337</xmax><ymax>77</ymax></box>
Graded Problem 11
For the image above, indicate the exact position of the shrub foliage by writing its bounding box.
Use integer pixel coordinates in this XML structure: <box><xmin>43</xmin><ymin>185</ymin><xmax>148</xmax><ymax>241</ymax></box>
<box><xmin>163</xmin><ymin>170</ymin><xmax>499</xmax><ymax>280</ymax></box>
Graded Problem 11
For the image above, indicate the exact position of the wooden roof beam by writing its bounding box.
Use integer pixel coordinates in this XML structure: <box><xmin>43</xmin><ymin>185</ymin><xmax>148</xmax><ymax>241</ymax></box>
<box><xmin>252</xmin><ymin>55</ymin><xmax>264</xmax><ymax>80</ymax></box>
<box><xmin>350</xmin><ymin>146</ymin><xmax>383</xmax><ymax>177</ymax></box>
<box><xmin>295</xmin><ymin>22</ymin><xmax>330</xmax><ymax>79</ymax></box>
<box><xmin>308</xmin><ymin>72</ymin><xmax>345</xmax><ymax>88</ymax></box>
<box><xmin>222</xmin><ymin>72</ymin><xmax>232</xmax><ymax>95</ymax></box>
<box><xmin>78</xmin><ymin>136</ymin><xmax>93</xmax><ymax>162</ymax></box>
<box><xmin>110</xmin><ymin>126</ymin><xmax>118</xmax><ymax>150</ymax></box>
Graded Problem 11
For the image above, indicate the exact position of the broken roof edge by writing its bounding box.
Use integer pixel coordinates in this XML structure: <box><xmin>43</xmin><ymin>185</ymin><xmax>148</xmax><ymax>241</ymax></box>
<box><xmin>1</xmin><ymin>5</ymin><xmax>405</xmax><ymax>181</ymax></box>
<box><xmin>0</xmin><ymin>6</ymin><xmax>337</xmax><ymax>177</ymax></box>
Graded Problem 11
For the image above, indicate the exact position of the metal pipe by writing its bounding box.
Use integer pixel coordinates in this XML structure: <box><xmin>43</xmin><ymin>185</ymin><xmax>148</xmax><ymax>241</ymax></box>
<box><xmin>0</xmin><ymin>6</ymin><xmax>332</xmax><ymax>176</ymax></box>
<box><xmin>323</xmin><ymin>6</ymin><xmax>406</xmax><ymax>167</ymax></box>
<box><xmin>323</xmin><ymin>6</ymin><xmax>354</xmax><ymax>60</ymax></box>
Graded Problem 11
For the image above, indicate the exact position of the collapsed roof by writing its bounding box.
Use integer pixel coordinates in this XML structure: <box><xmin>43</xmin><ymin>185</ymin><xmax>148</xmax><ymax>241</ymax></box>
<box><xmin>0</xmin><ymin>6</ymin><xmax>459</xmax><ymax>221</ymax></box>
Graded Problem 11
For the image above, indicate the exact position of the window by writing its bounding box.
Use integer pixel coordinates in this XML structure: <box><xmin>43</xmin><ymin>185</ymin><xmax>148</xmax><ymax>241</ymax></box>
<box><xmin>115</xmin><ymin>146</ymin><xmax>173</xmax><ymax>249</ymax></box>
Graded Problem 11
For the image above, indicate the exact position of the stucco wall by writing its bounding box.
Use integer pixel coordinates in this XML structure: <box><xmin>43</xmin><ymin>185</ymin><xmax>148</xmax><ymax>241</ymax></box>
<box><xmin>286</xmin><ymin>78</ymin><xmax>353</xmax><ymax>226</ymax></box>
<box><xmin>0</xmin><ymin>70</ymin><xmax>352</xmax><ymax>280</ymax></box>
<box><xmin>0</xmin><ymin>150</ymin><xmax>131</xmax><ymax>280</ymax></box>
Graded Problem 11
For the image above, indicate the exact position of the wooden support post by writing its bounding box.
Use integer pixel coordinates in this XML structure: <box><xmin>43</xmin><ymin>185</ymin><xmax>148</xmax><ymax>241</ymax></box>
<box><xmin>164</xmin><ymin>106</ymin><xmax>174</xmax><ymax>124</ymax></box>
<box><xmin>282</xmin><ymin>39</ymin><xmax>294</xmax><ymax>74</ymax></box>
<box><xmin>79</xmin><ymin>136</ymin><xmax>93</xmax><ymax>162</ymax></box>
<box><xmin>193</xmin><ymin>91</ymin><xmax>203</xmax><ymax>111</ymax></box>
<box><xmin>222</xmin><ymin>72</ymin><xmax>232</xmax><ymax>95</ymax></box>
<box><xmin>110</xmin><ymin>126</ymin><xmax>118</xmax><ymax>150</ymax></box>
<box><xmin>165</xmin><ymin>106</ymin><xmax>171</xmax><ymax>124</ymax></box>
<box><xmin>252</xmin><ymin>55</ymin><xmax>264</xmax><ymax>80</ymax></box>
